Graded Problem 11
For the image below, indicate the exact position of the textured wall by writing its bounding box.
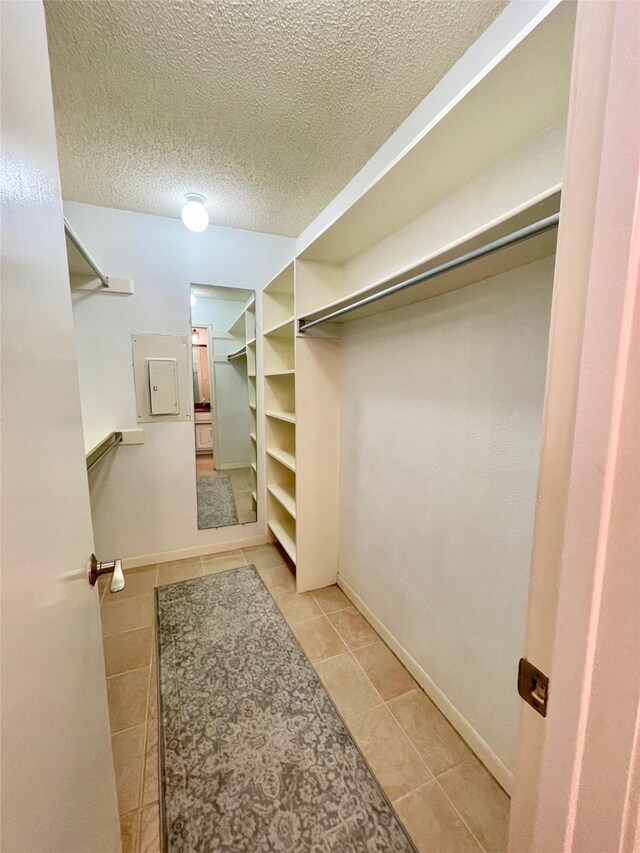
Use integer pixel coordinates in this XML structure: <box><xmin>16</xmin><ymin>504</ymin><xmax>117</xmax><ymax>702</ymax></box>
<box><xmin>45</xmin><ymin>0</ymin><xmax>505</xmax><ymax>236</ymax></box>
<box><xmin>338</xmin><ymin>257</ymin><xmax>554</xmax><ymax>773</ymax></box>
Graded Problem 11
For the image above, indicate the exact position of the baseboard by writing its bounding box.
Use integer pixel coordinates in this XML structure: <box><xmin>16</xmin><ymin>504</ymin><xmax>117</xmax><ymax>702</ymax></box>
<box><xmin>123</xmin><ymin>534</ymin><xmax>268</xmax><ymax>569</ymax></box>
<box><xmin>216</xmin><ymin>462</ymin><xmax>249</xmax><ymax>470</ymax></box>
<box><xmin>337</xmin><ymin>573</ymin><xmax>513</xmax><ymax>795</ymax></box>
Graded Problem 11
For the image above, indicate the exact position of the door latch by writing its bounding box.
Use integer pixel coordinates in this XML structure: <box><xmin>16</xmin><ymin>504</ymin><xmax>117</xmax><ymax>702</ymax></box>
<box><xmin>518</xmin><ymin>658</ymin><xmax>549</xmax><ymax>717</ymax></box>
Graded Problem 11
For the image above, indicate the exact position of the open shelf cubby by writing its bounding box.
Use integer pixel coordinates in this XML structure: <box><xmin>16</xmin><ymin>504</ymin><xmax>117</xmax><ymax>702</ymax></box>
<box><xmin>267</xmin><ymin>498</ymin><xmax>297</xmax><ymax>565</ymax></box>
<box><xmin>263</xmin><ymin>264</ymin><xmax>294</xmax><ymax>331</ymax></box>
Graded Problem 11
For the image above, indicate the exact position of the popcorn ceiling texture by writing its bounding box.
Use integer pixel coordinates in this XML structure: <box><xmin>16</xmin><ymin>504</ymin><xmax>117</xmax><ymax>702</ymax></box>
<box><xmin>45</xmin><ymin>0</ymin><xmax>506</xmax><ymax>237</ymax></box>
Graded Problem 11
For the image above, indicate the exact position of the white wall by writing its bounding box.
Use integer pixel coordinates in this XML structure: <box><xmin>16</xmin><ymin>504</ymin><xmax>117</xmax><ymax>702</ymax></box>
<box><xmin>67</xmin><ymin>201</ymin><xmax>294</xmax><ymax>563</ymax></box>
<box><xmin>213</xmin><ymin>359</ymin><xmax>252</xmax><ymax>469</ymax></box>
<box><xmin>338</xmin><ymin>256</ymin><xmax>554</xmax><ymax>778</ymax></box>
<box><xmin>192</xmin><ymin>297</ymin><xmax>246</xmax><ymax>330</ymax></box>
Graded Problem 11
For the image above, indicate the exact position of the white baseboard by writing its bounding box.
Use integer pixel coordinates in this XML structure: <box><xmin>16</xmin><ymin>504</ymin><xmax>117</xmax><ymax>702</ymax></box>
<box><xmin>337</xmin><ymin>573</ymin><xmax>513</xmax><ymax>795</ymax></box>
<box><xmin>123</xmin><ymin>533</ymin><xmax>268</xmax><ymax>569</ymax></box>
<box><xmin>217</xmin><ymin>462</ymin><xmax>250</xmax><ymax>470</ymax></box>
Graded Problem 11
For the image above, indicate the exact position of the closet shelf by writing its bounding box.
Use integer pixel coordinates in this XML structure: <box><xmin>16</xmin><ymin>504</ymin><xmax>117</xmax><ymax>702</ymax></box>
<box><xmin>251</xmin><ymin>489</ymin><xmax>257</xmax><ymax>502</ymax></box>
<box><xmin>247</xmin><ymin>337</ymin><xmax>256</xmax><ymax>346</ymax></box>
<box><xmin>265</xmin><ymin>369</ymin><xmax>295</xmax><ymax>377</ymax></box>
<box><xmin>227</xmin><ymin>312</ymin><xmax>246</xmax><ymax>339</ymax></box>
<box><xmin>251</xmin><ymin>462</ymin><xmax>257</xmax><ymax>473</ymax></box>
<box><xmin>264</xmin><ymin>317</ymin><xmax>294</xmax><ymax>338</ymax></box>
<box><xmin>228</xmin><ymin>346</ymin><xmax>247</xmax><ymax>360</ymax></box>
<box><xmin>248</xmin><ymin>372</ymin><xmax>257</xmax><ymax>378</ymax></box>
<box><xmin>250</xmin><ymin>432</ymin><xmax>257</xmax><ymax>442</ymax></box>
<box><xmin>266</xmin><ymin>411</ymin><xmax>296</xmax><ymax>424</ymax></box>
<box><xmin>266</xmin><ymin>447</ymin><xmax>296</xmax><ymax>473</ymax></box>
<box><xmin>249</xmin><ymin>403</ymin><xmax>257</xmax><ymax>410</ymax></box>
<box><xmin>267</xmin><ymin>485</ymin><xmax>296</xmax><ymax>519</ymax></box>
<box><xmin>64</xmin><ymin>219</ymin><xmax>110</xmax><ymax>288</ymax></box>
<box><xmin>268</xmin><ymin>520</ymin><xmax>297</xmax><ymax>564</ymax></box>
<box><xmin>298</xmin><ymin>7</ymin><xmax>573</xmax><ymax>266</ymax></box>
<box><xmin>298</xmin><ymin>191</ymin><xmax>560</xmax><ymax>332</ymax></box>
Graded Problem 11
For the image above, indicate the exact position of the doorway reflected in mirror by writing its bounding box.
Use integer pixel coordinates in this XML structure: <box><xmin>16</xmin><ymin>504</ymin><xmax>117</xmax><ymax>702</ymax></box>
<box><xmin>191</xmin><ymin>284</ymin><xmax>257</xmax><ymax>529</ymax></box>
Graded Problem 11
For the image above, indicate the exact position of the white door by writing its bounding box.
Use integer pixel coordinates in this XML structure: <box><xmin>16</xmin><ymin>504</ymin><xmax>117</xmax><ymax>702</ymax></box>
<box><xmin>1</xmin><ymin>3</ymin><xmax>120</xmax><ymax>851</ymax></box>
<box><xmin>509</xmin><ymin>2</ymin><xmax>640</xmax><ymax>850</ymax></box>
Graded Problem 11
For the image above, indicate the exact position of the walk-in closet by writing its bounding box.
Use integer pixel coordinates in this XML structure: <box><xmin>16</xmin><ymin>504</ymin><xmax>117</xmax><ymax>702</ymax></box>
<box><xmin>262</xmin><ymin>0</ymin><xmax>574</xmax><ymax>793</ymax></box>
<box><xmin>5</xmin><ymin>1</ymin><xmax>638</xmax><ymax>851</ymax></box>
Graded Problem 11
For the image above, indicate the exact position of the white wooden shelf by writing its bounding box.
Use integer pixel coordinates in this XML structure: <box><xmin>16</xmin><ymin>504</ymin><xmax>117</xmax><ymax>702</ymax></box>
<box><xmin>268</xmin><ymin>519</ymin><xmax>297</xmax><ymax>564</ymax></box>
<box><xmin>268</xmin><ymin>484</ymin><xmax>296</xmax><ymax>519</ymax></box>
<box><xmin>227</xmin><ymin>310</ymin><xmax>246</xmax><ymax>339</ymax></box>
<box><xmin>251</xmin><ymin>462</ymin><xmax>257</xmax><ymax>473</ymax></box>
<box><xmin>249</xmin><ymin>403</ymin><xmax>256</xmax><ymax>410</ymax></box>
<box><xmin>297</xmin><ymin>5</ymin><xmax>573</xmax><ymax>266</ymax></box>
<box><xmin>266</xmin><ymin>369</ymin><xmax>295</xmax><ymax>377</ymax></box>
<box><xmin>250</xmin><ymin>432</ymin><xmax>257</xmax><ymax>442</ymax></box>
<box><xmin>228</xmin><ymin>345</ymin><xmax>247</xmax><ymax>360</ymax></box>
<box><xmin>298</xmin><ymin>190</ymin><xmax>560</xmax><ymax>329</ymax></box>
<box><xmin>266</xmin><ymin>447</ymin><xmax>296</xmax><ymax>472</ymax></box>
<box><xmin>264</xmin><ymin>317</ymin><xmax>294</xmax><ymax>338</ymax></box>
<box><xmin>266</xmin><ymin>411</ymin><xmax>296</xmax><ymax>424</ymax></box>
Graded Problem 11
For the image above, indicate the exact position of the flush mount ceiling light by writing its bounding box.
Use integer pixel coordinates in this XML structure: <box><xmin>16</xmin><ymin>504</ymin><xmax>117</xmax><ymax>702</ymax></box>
<box><xmin>182</xmin><ymin>193</ymin><xmax>209</xmax><ymax>233</ymax></box>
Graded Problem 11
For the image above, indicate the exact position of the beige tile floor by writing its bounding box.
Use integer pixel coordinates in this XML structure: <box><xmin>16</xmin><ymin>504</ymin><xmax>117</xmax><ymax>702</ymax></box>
<box><xmin>99</xmin><ymin>543</ymin><xmax>509</xmax><ymax>853</ymax></box>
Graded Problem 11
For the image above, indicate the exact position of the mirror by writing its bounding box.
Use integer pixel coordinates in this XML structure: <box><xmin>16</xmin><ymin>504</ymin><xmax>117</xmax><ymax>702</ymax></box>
<box><xmin>191</xmin><ymin>284</ymin><xmax>257</xmax><ymax>529</ymax></box>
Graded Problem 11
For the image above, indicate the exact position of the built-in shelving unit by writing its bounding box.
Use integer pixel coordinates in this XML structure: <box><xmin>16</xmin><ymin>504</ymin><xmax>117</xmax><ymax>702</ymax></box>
<box><xmin>263</xmin><ymin>264</ymin><xmax>297</xmax><ymax>565</ymax></box>
<box><xmin>244</xmin><ymin>297</ymin><xmax>257</xmax><ymax>511</ymax></box>
<box><xmin>259</xmin><ymin>3</ymin><xmax>574</xmax><ymax>593</ymax></box>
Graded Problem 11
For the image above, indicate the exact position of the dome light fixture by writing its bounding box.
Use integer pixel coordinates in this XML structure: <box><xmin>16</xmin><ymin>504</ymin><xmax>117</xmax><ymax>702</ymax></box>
<box><xmin>181</xmin><ymin>193</ymin><xmax>209</xmax><ymax>232</ymax></box>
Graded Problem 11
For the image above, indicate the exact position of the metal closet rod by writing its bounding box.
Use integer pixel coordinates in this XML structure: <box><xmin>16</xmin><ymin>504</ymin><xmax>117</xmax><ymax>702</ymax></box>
<box><xmin>64</xmin><ymin>218</ymin><xmax>110</xmax><ymax>288</ymax></box>
<box><xmin>86</xmin><ymin>431</ymin><xmax>122</xmax><ymax>472</ymax></box>
<box><xmin>298</xmin><ymin>212</ymin><xmax>560</xmax><ymax>333</ymax></box>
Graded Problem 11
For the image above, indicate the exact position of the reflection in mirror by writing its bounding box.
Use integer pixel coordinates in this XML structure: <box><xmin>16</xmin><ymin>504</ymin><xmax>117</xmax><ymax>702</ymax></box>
<box><xmin>191</xmin><ymin>284</ymin><xmax>257</xmax><ymax>529</ymax></box>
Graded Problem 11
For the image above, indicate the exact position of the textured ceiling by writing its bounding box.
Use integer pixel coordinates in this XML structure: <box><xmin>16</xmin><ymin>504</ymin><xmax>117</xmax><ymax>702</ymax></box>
<box><xmin>45</xmin><ymin>0</ymin><xmax>506</xmax><ymax>237</ymax></box>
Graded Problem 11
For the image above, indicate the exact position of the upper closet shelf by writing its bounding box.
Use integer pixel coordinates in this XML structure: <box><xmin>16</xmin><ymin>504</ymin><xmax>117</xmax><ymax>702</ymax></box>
<box><xmin>298</xmin><ymin>190</ymin><xmax>560</xmax><ymax>331</ymax></box>
<box><xmin>228</xmin><ymin>346</ymin><xmax>247</xmax><ymax>361</ymax></box>
<box><xmin>65</xmin><ymin>219</ymin><xmax>134</xmax><ymax>294</ymax></box>
<box><xmin>298</xmin><ymin>3</ymin><xmax>574</xmax><ymax>266</ymax></box>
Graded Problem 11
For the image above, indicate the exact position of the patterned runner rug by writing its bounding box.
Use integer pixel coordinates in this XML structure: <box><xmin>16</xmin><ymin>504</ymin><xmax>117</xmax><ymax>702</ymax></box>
<box><xmin>196</xmin><ymin>472</ymin><xmax>238</xmax><ymax>529</ymax></box>
<box><xmin>155</xmin><ymin>566</ymin><xmax>416</xmax><ymax>851</ymax></box>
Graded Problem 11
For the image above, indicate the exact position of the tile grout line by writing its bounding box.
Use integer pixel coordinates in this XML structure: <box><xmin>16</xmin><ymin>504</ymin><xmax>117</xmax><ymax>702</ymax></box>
<box><xmin>107</xmin><ymin>663</ymin><xmax>153</xmax><ymax>680</ymax></box>
<box><xmin>324</xmin><ymin>590</ymin><xmax>488</xmax><ymax>851</ymax></box>
<box><xmin>377</xmin><ymin>674</ymin><xmax>488</xmax><ymax>851</ymax></box>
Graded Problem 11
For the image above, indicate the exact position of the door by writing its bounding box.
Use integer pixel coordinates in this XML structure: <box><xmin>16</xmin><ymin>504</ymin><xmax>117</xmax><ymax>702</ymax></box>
<box><xmin>1</xmin><ymin>3</ymin><xmax>120</xmax><ymax>851</ymax></box>
<box><xmin>509</xmin><ymin>1</ymin><xmax>640</xmax><ymax>850</ymax></box>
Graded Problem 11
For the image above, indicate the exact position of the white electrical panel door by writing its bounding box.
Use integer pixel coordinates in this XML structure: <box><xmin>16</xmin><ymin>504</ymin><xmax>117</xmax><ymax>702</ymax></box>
<box><xmin>148</xmin><ymin>358</ymin><xmax>179</xmax><ymax>415</ymax></box>
<box><xmin>132</xmin><ymin>334</ymin><xmax>190</xmax><ymax>423</ymax></box>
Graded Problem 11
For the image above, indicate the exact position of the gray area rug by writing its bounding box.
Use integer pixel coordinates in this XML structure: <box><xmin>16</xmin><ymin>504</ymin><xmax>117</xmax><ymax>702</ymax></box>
<box><xmin>155</xmin><ymin>566</ymin><xmax>416</xmax><ymax>852</ymax></box>
<box><xmin>196</xmin><ymin>472</ymin><xmax>238</xmax><ymax>529</ymax></box>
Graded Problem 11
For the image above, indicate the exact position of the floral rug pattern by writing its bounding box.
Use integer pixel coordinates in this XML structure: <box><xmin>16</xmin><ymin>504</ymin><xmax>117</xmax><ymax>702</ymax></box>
<box><xmin>156</xmin><ymin>566</ymin><xmax>416</xmax><ymax>852</ymax></box>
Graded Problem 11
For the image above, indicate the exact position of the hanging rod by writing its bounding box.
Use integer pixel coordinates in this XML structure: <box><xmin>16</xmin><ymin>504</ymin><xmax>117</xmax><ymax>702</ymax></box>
<box><xmin>298</xmin><ymin>213</ymin><xmax>560</xmax><ymax>333</ymax></box>
<box><xmin>64</xmin><ymin>218</ymin><xmax>110</xmax><ymax>288</ymax></box>
<box><xmin>86</xmin><ymin>431</ymin><xmax>122</xmax><ymax>472</ymax></box>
